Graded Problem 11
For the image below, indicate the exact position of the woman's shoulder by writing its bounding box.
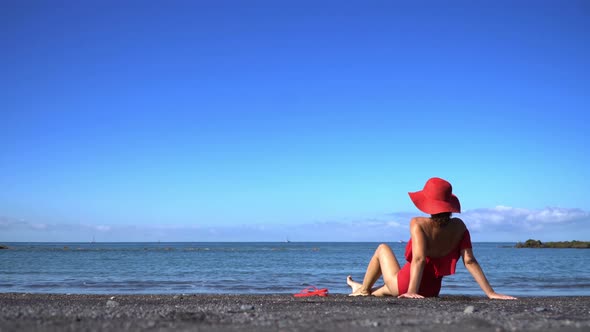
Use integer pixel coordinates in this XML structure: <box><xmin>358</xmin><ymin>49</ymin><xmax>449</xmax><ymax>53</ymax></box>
<box><xmin>410</xmin><ymin>216</ymin><xmax>465</xmax><ymax>225</ymax></box>
<box><xmin>409</xmin><ymin>216</ymin><xmax>468</xmax><ymax>235</ymax></box>
<box><xmin>450</xmin><ymin>217</ymin><xmax>468</xmax><ymax>232</ymax></box>
<box><xmin>410</xmin><ymin>216</ymin><xmax>431</xmax><ymax>223</ymax></box>
<box><xmin>409</xmin><ymin>216</ymin><xmax>431</xmax><ymax>228</ymax></box>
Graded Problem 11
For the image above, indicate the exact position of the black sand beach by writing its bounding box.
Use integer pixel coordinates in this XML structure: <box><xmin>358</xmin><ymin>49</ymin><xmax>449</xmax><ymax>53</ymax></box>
<box><xmin>1</xmin><ymin>293</ymin><xmax>589</xmax><ymax>331</ymax></box>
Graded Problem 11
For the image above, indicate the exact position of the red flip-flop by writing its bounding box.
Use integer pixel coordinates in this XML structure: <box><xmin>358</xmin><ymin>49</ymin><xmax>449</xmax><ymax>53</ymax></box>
<box><xmin>293</xmin><ymin>286</ymin><xmax>329</xmax><ymax>297</ymax></box>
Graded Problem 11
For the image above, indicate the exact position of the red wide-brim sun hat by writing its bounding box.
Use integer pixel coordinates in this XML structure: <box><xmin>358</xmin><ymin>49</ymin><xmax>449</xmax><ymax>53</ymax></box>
<box><xmin>408</xmin><ymin>177</ymin><xmax>461</xmax><ymax>215</ymax></box>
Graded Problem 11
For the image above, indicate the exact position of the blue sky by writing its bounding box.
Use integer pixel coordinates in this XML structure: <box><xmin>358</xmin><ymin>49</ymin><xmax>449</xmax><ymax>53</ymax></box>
<box><xmin>1</xmin><ymin>0</ymin><xmax>589</xmax><ymax>242</ymax></box>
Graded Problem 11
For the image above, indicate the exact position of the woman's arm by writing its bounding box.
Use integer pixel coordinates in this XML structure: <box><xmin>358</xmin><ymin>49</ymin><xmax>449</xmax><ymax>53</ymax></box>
<box><xmin>461</xmin><ymin>248</ymin><xmax>517</xmax><ymax>300</ymax></box>
<box><xmin>399</xmin><ymin>219</ymin><xmax>426</xmax><ymax>299</ymax></box>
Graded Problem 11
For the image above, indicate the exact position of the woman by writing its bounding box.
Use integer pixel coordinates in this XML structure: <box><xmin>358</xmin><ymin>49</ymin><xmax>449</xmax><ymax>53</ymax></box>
<box><xmin>347</xmin><ymin>177</ymin><xmax>516</xmax><ymax>300</ymax></box>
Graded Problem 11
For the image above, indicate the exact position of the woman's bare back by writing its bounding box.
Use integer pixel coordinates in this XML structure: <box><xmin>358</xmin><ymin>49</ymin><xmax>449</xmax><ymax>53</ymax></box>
<box><xmin>412</xmin><ymin>217</ymin><xmax>467</xmax><ymax>258</ymax></box>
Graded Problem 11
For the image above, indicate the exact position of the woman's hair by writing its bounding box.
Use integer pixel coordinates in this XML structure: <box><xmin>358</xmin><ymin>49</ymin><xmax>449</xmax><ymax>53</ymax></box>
<box><xmin>431</xmin><ymin>212</ymin><xmax>452</xmax><ymax>227</ymax></box>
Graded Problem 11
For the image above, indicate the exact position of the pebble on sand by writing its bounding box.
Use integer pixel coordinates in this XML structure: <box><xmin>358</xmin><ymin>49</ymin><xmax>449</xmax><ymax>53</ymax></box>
<box><xmin>463</xmin><ymin>305</ymin><xmax>475</xmax><ymax>314</ymax></box>
<box><xmin>240</xmin><ymin>304</ymin><xmax>255</xmax><ymax>311</ymax></box>
<box><xmin>106</xmin><ymin>300</ymin><xmax>119</xmax><ymax>308</ymax></box>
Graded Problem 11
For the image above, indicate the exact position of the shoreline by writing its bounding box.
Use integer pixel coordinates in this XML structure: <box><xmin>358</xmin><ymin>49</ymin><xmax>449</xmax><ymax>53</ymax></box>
<box><xmin>1</xmin><ymin>293</ymin><xmax>589</xmax><ymax>331</ymax></box>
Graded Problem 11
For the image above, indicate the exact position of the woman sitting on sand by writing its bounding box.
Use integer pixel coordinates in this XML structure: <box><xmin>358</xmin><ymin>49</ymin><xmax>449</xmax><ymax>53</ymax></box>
<box><xmin>347</xmin><ymin>177</ymin><xmax>516</xmax><ymax>300</ymax></box>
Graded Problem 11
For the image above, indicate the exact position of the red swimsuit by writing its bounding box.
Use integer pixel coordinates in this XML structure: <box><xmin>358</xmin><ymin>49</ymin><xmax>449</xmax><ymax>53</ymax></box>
<box><xmin>397</xmin><ymin>230</ymin><xmax>472</xmax><ymax>297</ymax></box>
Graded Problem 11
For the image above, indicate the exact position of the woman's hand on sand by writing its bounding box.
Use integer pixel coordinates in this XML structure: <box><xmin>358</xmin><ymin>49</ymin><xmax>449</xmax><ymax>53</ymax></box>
<box><xmin>488</xmin><ymin>292</ymin><xmax>517</xmax><ymax>300</ymax></box>
<box><xmin>397</xmin><ymin>293</ymin><xmax>425</xmax><ymax>299</ymax></box>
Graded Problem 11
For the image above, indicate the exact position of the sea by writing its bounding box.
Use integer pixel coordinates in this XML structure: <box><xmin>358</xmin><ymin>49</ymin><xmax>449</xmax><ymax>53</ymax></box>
<box><xmin>1</xmin><ymin>242</ymin><xmax>588</xmax><ymax>297</ymax></box>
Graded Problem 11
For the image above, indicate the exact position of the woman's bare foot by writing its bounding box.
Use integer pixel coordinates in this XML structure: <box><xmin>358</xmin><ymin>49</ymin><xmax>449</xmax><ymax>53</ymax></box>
<box><xmin>347</xmin><ymin>276</ymin><xmax>369</xmax><ymax>296</ymax></box>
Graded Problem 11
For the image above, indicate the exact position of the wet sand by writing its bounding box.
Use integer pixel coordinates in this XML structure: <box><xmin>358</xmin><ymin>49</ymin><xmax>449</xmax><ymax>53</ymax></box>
<box><xmin>1</xmin><ymin>293</ymin><xmax>589</xmax><ymax>331</ymax></box>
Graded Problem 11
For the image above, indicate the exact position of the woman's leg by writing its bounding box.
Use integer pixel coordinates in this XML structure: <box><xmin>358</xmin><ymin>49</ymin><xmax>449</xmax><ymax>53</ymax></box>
<box><xmin>346</xmin><ymin>277</ymin><xmax>397</xmax><ymax>296</ymax></box>
<box><xmin>348</xmin><ymin>243</ymin><xmax>401</xmax><ymax>296</ymax></box>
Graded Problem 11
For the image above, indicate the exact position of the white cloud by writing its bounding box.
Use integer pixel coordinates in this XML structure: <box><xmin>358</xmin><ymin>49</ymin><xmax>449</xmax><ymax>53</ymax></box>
<box><xmin>522</xmin><ymin>207</ymin><xmax>587</xmax><ymax>223</ymax></box>
<box><xmin>1</xmin><ymin>206</ymin><xmax>588</xmax><ymax>242</ymax></box>
<box><xmin>463</xmin><ymin>206</ymin><xmax>589</xmax><ymax>232</ymax></box>
<box><xmin>0</xmin><ymin>217</ymin><xmax>25</xmax><ymax>228</ymax></box>
<box><xmin>386</xmin><ymin>221</ymin><xmax>403</xmax><ymax>228</ymax></box>
<box><xmin>94</xmin><ymin>225</ymin><xmax>111</xmax><ymax>232</ymax></box>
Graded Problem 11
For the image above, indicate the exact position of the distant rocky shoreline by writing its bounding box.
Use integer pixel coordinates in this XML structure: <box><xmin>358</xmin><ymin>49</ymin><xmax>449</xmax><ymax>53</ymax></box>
<box><xmin>515</xmin><ymin>239</ymin><xmax>590</xmax><ymax>248</ymax></box>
